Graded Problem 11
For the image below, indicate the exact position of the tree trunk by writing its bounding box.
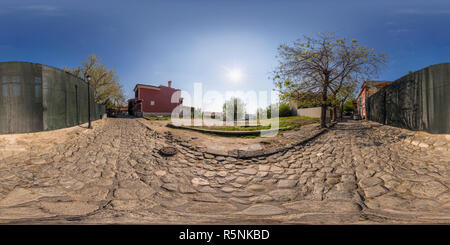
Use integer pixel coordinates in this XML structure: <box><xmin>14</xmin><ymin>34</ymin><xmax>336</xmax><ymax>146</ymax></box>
<box><xmin>340</xmin><ymin>103</ymin><xmax>344</xmax><ymax>120</ymax></box>
<box><xmin>332</xmin><ymin>107</ymin><xmax>337</xmax><ymax>122</ymax></box>
<box><xmin>320</xmin><ymin>85</ymin><xmax>328</xmax><ymax>128</ymax></box>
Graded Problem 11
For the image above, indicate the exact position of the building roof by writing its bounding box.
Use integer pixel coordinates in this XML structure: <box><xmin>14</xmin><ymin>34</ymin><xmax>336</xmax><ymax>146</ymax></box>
<box><xmin>133</xmin><ymin>83</ymin><xmax>180</xmax><ymax>92</ymax></box>
<box><xmin>361</xmin><ymin>80</ymin><xmax>392</xmax><ymax>89</ymax></box>
<box><xmin>357</xmin><ymin>80</ymin><xmax>392</xmax><ymax>98</ymax></box>
<box><xmin>133</xmin><ymin>83</ymin><xmax>160</xmax><ymax>92</ymax></box>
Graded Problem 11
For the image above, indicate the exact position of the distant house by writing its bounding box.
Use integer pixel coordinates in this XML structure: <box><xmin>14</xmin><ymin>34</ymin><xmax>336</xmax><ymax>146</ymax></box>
<box><xmin>357</xmin><ymin>81</ymin><xmax>392</xmax><ymax>119</ymax></box>
<box><xmin>128</xmin><ymin>81</ymin><xmax>183</xmax><ymax>117</ymax></box>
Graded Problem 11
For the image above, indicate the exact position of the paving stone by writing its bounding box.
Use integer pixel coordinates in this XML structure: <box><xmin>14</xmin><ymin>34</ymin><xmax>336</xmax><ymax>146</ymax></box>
<box><xmin>179</xmin><ymin>185</ymin><xmax>197</xmax><ymax>194</ymax></box>
<box><xmin>114</xmin><ymin>188</ymin><xmax>136</xmax><ymax>199</ymax></box>
<box><xmin>220</xmin><ymin>187</ymin><xmax>235</xmax><ymax>193</ymax></box>
<box><xmin>196</xmin><ymin>186</ymin><xmax>217</xmax><ymax>193</ymax></box>
<box><xmin>268</xmin><ymin>189</ymin><xmax>297</xmax><ymax>202</ymax></box>
<box><xmin>232</xmin><ymin>191</ymin><xmax>254</xmax><ymax>198</ymax></box>
<box><xmin>270</xmin><ymin>166</ymin><xmax>284</xmax><ymax>173</ymax></box>
<box><xmin>240</xmin><ymin>204</ymin><xmax>287</xmax><ymax>216</ymax></box>
<box><xmin>161</xmin><ymin>183</ymin><xmax>178</xmax><ymax>192</ymax></box>
<box><xmin>0</xmin><ymin>207</ymin><xmax>55</xmax><ymax>219</ymax></box>
<box><xmin>204</xmin><ymin>153</ymin><xmax>214</xmax><ymax>159</ymax></box>
<box><xmin>39</xmin><ymin>201</ymin><xmax>98</xmax><ymax>216</ymax></box>
<box><xmin>258</xmin><ymin>171</ymin><xmax>269</xmax><ymax>178</ymax></box>
<box><xmin>229</xmin><ymin>197</ymin><xmax>252</xmax><ymax>205</ymax></box>
<box><xmin>325</xmin><ymin>178</ymin><xmax>340</xmax><ymax>185</ymax></box>
<box><xmin>203</xmin><ymin>171</ymin><xmax>216</xmax><ymax>178</ymax></box>
<box><xmin>341</xmin><ymin>175</ymin><xmax>356</xmax><ymax>183</ymax></box>
<box><xmin>193</xmin><ymin>193</ymin><xmax>219</xmax><ymax>203</ymax></box>
<box><xmin>336</xmin><ymin>183</ymin><xmax>357</xmax><ymax>192</ymax></box>
<box><xmin>383</xmin><ymin>179</ymin><xmax>401</xmax><ymax>190</ymax></box>
<box><xmin>235</xmin><ymin>176</ymin><xmax>250</xmax><ymax>185</ymax></box>
<box><xmin>410</xmin><ymin>199</ymin><xmax>440</xmax><ymax>210</ymax></box>
<box><xmin>239</xmin><ymin>168</ymin><xmax>257</xmax><ymax>175</ymax></box>
<box><xmin>325</xmin><ymin>190</ymin><xmax>354</xmax><ymax>201</ymax></box>
<box><xmin>246</xmin><ymin>184</ymin><xmax>267</xmax><ymax>192</ymax></box>
<box><xmin>217</xmin><ymin>171</ymin><xmax>228</xmax><ymax>177</ymax></box>
<box><xmin>0</xmin><ymin>188</ymin><xmax>46</xmax><ymax>207</ymax></box>
<box><xmin>155</xmin><ymin>170</ymin><xmax>166</xmax><ymax>177</ymax></box>
<box><xmin>249</xmin><ymin>195</ymin><xmax>274</xmax><ymax>203</ymax></box>
<box><xmin>191</xmin><ymin>178</ymin><xmax>209</xmax><ymax>187</ymax></box>
<box><xmin>364</xmin><ymin>185</ymin><xmax>388</xmax><ymax>198</ymax></box>
<box><xmin>283</xmin><ymin>200</ymin><xmax>361</xmax><ymax>213</ymax></box>
<box><xmin>359</xmin><ymin>177</ymin><xmax>383</xmax><ymax>188</ymax></box>
<box><xmin>365</xmin><ymin>194</ymin><xmax>409</xmax><ymax>210</ymax></box>
<box><xmin>186</xmin><ymin>203</ymin><xmax>237</xmax><ymax>214</ymax></box>
<box><xmin>277</xmin><ymin>179</ymin><xmax>298</xmax><ymax>188</ymax></box>
<box><xmin>111</xmin><ymin>199</ymin><xmax>152</xmax><ymax>211</ymax></box>
<box><xmin>410</xmin><ymin>181</ymin><xmax>447</xmax><ymax>198</ymax></box>
<box><xmin>215</xmin><ymin>156</ymin><xmax>226</xmax><ymax>161</ymax></box>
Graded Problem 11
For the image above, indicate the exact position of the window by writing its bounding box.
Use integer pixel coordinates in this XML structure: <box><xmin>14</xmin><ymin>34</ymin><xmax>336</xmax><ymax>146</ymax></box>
<box><xmin>150</xmin><ymin>100</ymin><xmax>155</xmax><ymax>106</ymax></box>
<box><xmin>1</xmin><ymin>76</ymin><xmax>8</xmax><ymax>83</ymax></box>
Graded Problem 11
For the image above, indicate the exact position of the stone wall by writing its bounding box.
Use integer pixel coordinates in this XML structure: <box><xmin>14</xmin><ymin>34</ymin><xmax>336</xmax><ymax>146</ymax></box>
<box><xmin>367</xmin><ymin>63</ymin><xmax>450</xmax><ymax>134</ymax></box>
<box><xmin>294</xmin><ymin>107</ymin><xmax>334</xmax><ymax>118</ymax></box>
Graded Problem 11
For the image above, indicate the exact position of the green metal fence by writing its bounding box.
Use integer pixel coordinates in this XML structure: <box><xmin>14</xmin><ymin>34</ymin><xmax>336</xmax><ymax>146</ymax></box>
<box><xmin>367</xmin><ymin>63</ymin><xmax>450</xmax><ymax>134</ymax></box>
<box><xmin>0</xmin><ymin>62</ymin><xmax>105</xmax><ymax>134</ymax></box>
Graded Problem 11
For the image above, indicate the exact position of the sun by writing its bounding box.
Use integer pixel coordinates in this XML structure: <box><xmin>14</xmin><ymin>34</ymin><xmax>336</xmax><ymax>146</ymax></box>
<box><xmin>227</xmin><ymin>68</ymin><xmax>242</xmax><ymax>82</ymax></box>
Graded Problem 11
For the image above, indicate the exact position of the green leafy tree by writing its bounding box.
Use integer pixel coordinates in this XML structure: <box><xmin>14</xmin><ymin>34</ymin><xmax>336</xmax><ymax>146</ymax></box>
<box><xmin>279</xmin><ymin>103</ymin><xmax>292</xmax><ymax>117</ymax></box>
<box><xmin>343</xmin><ymin>99</ymin><xmax>355</xmax><ymax>112</ymax></box>
<box><xmin>273</xmin><ymin>32</ymin><xmax>386</xmax><ymax>127</ymax></box>
<box><xmin>222</xmin><ymin>97</ymin><xmax>246</xmax><ymax>125</ymax></box>
<box><xmin>64</xmin><ymin>54</ymin><xmax>124</xmax><ymax>109</ymax></box>
<box><xmin>295</xmin><ymin>92</ymin><xmax>322</xmax><ymax>108</ymax></box>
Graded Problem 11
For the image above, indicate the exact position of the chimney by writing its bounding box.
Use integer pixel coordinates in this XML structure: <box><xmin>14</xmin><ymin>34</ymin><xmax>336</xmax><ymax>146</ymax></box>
<box><xmin>168</xmin><ymin>81</ymin><xmax>172</xmax><ymax>88</ymax></box>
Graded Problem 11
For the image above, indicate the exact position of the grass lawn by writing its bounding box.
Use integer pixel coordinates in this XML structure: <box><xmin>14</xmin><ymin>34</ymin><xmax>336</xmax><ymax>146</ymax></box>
<box><xmin>144</xmin><ymin>116</ymin><xmax>170</xmax><ymax>121</ymax></box>
<box><xmin>188</xmin><ymin>116</ymin><xmax>319</xmax><ymax>132</ymax></box>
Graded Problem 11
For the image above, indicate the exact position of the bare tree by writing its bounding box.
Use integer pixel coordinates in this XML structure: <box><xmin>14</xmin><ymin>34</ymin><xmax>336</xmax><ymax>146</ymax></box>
<box><xmin>273</xmin><ymin>33</ymin><xmax>386</xmax><ymax>127</ymax></box>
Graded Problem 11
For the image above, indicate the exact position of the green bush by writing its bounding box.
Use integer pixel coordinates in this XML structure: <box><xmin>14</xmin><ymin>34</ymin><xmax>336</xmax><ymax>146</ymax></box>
<box><xmin>343</xmin><ymin>100</ymin><xmax>354</xmax><ymax>112</ymax></box>
<box><xmin>279</xmin><ymin>103</ymin><xmax>292</xmax><ymax>117</ymax></box>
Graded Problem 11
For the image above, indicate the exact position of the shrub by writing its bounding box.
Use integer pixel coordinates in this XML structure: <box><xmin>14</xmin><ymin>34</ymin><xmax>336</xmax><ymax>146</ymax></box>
<box><xmin>279</xmin><ymin>103</ymin><xmax>292</xmax><ymax>117</ymax></box>
<box><xmin>343</xmin><ymin>100</ymin><xmax>354</xmax><ymax>112</ymax></box>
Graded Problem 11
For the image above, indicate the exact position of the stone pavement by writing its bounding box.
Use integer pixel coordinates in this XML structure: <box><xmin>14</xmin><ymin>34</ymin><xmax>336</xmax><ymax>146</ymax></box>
<box><xmin>0</xmin><ymin>118</ymin><xmax>449</xmax><ymax>224</ymax></box>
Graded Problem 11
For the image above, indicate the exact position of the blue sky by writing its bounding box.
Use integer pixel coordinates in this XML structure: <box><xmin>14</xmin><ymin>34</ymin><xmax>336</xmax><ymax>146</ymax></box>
<box><xmin>1</xmin><ymin>0</ymin><xmax>450</xmax><ymax>112</ymax></box>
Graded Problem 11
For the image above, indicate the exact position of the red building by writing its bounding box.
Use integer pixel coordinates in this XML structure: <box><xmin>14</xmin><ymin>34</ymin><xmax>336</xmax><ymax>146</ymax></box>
<box><xmin>128</xmin><ymin>81</ymin><xmax>183</xmax><ymax>117</ymax></box>
<box><xmin>357</xmin><ymin>81</ymin><xmax>392</xmax><ymax>119</ymax></box>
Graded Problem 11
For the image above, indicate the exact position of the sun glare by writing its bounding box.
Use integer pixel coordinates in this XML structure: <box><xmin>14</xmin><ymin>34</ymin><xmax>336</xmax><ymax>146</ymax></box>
<box><xmin>227</xmin><ymin>68</ymin><xmax>242</xmax><ymax>82</ymax></box>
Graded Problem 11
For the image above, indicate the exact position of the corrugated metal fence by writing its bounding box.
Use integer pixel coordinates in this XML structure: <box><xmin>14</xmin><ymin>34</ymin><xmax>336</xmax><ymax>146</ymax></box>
<box><xmin>0</xmin><ymin>62</ymin><xmax>105</xmax><ymax>134</ymax></box>
<box><xmin>367</xmin><ymin>63</ymin><xmax>450</xmax><ymax>134</ymax></box>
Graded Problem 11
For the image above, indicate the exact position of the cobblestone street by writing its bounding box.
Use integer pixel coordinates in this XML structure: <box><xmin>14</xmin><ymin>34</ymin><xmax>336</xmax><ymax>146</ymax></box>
<box><xmin>0</xmin><ymin>118</ymin><xmax>449</xmax><ymax>224</ymax></box>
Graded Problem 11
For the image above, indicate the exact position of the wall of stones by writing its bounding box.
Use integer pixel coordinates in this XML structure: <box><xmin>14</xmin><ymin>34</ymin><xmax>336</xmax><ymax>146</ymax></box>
<box><xmin>0</xmin><ymin>62</ymin><xmax>105</xmax><ymax>134</ymax></box>
<box><xmin>294</xmin><ymin>106</ymin><xmax>333</xmax><ymax>119</ymax></box>
<box><xmin>367</xmin><ymin>62</ymin><xmax>450</xmax><ymax>134</ymax></box>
